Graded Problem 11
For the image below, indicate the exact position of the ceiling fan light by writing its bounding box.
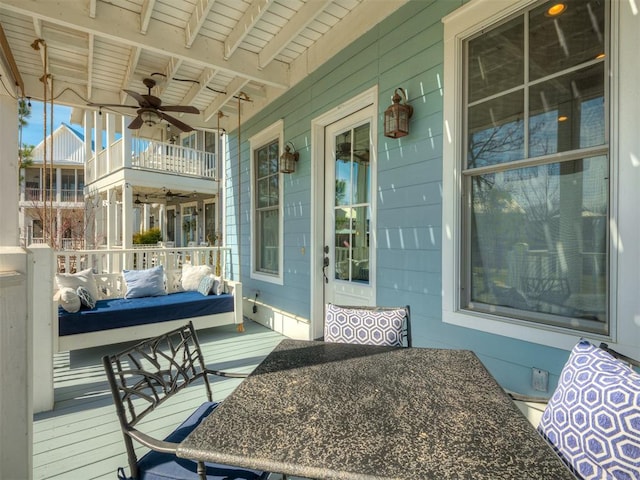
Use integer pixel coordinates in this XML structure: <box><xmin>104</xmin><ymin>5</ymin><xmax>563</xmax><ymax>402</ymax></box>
<box><xmin>140</xmin><ymin>109</ymin><xmax>161</xmax><ymax>126</ymax></box>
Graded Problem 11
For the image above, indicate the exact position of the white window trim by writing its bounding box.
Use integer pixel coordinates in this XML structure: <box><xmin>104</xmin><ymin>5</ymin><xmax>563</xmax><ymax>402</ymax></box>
<box><xmin>441</xmin><ymin>0</ymin><xmax>618</xmax><ymax>351</ymax></box>
<box><xmin>249</xmin><ymin>119</ymin><xmax>284</xmax><ymax>285</ymax></box>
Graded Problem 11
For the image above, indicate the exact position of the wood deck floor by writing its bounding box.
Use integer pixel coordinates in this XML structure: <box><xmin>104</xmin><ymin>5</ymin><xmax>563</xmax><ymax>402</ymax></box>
<box><xmin>33</xmin><ymin>320</ymin><xmax>287</xmax><ymax>480</ymax></box>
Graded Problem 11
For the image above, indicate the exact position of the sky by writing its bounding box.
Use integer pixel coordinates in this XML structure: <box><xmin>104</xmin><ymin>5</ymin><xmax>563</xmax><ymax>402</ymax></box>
<box><xmin>21</xmin><ymin>100</ymin><xmax>73</xmax><ymax>147</ymax></box>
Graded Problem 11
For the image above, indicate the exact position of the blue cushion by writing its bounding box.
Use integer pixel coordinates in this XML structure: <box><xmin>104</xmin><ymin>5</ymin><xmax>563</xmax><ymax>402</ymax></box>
<box><xmin>538</xmin><ymin>340</ymin><xmax>640</xmax><ymax>479</ymax></box>
<box><xmin>324</xmin><ymin>304</ymin><xmax>406</xmax><ymax>346</ymax></box>
<box><xmin>123</xmin><ymin>265</ymin><xmax>167</xmax><ymax>299</ymax></box>
<box><xmin>133</xmin><ymin>402</ymin><xmax>268</xmax><ymax>480</ymax></box>
<box><xmin>59</xmin><ymin>291</ymin><xmax>235</xmax><ymax>336</ymax></box>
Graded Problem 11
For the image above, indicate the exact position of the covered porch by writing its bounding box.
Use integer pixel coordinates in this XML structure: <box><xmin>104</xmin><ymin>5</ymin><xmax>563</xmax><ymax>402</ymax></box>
<box><xmin>33</xmin><ymin>320</ymin><xmax>286</xmax><ymax>480</ymax></box>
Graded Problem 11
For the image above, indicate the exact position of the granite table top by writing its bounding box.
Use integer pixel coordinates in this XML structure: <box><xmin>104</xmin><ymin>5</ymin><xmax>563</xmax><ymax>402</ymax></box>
<box><xmin>177</xmin><ymin>339</ymin><xmax>575</xmax><ymax>480</ymax></box>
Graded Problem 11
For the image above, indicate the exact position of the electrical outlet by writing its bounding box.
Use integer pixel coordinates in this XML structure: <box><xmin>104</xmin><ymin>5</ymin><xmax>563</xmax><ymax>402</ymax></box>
<box><xmin>532</xmin><ymin>368</ymin><xmax>549</xmax><ymax>392</ymax></box>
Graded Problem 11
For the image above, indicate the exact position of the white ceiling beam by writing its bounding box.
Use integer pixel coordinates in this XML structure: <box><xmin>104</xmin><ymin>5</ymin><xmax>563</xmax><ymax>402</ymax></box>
<box><xmin>185</xmin><ymin>0</ymin><xmax>215</xmax><ymax>48</ymax></box>
<box><xmin>202</xmin><ymin>76</ymin><xmax>249</xmax><ymax>122</ymax></box>
<box><xmin>224</xmin><ymin>0</ymin><xmax>274</xmax><ymax>60</ymax></box>
<box><xmin>0</xmin><ymin>0</ymin><xmax>288</xmax><ymax>89</ymax></box>
<box><xmin>258</xmin><ymin>0</ymin><xmax>331</xmax><ymax>69</ymax></box>
<box><xmin>120</xmin><ymin>46</ymin><xmax>141</xmax><ymax>103</ymax></box>
<box><xmin>140</xmin><ymin>0</ymin><xmax>156</xmax><ymax>35</ymax></box>
<box><xmin>156</xmin><ymin>56</ymin><xmax>183</xmax><ymax>96</ymax></box>
<box><xmin>89</xmin><ymin>0</ymin><xmax>97</xmax><ymax>19</ymax></box>
<box><xmin>180</xmin><ymin>67</ymin><xmax>217</xmax><ymax>106</ymax></box>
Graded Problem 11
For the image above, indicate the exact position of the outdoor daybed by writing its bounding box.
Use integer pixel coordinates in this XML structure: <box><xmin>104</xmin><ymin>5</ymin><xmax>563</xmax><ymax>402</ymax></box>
<box><xmin>53</xmin><ymin>264</ymin><xmax>243</xmax><ymax>352</ymax></box>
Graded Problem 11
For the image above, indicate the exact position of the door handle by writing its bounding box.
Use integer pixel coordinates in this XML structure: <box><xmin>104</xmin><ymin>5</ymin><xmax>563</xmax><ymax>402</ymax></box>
<box><xmin>322</xmin><ymin>253</ymin><xmax>330</xmax><ymax>284</ymax></box>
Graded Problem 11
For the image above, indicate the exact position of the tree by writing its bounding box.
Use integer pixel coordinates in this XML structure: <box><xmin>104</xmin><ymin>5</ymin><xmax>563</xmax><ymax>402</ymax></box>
<box><xmin>18</xmin><ymin>99</ymin><xmax>34</xmax><ymax>181</ymax></box>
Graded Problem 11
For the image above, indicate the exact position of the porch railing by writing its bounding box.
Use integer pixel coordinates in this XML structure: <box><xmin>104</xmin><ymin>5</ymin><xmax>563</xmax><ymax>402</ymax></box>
<box><xmin>54</xmin><ymin>245</ymin><xmax>231</xmax><ymax>277</ymax></box>
<box><xmin>86</xmin><ymin>138</ymin><xmax>216</xmax><ymax>182</ymax></box>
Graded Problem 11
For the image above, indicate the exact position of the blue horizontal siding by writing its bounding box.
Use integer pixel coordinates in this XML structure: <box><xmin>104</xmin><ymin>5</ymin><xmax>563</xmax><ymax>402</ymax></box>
<box><xmin>223</xmin><ymin>0</ymin><xmax>574</xmax><ymax>396</ymax></box>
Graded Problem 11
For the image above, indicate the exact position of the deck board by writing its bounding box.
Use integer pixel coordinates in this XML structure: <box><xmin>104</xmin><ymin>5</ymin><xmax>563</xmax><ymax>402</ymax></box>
<box><xmin>33</xmin><ymin>320</ymin><xmax>287</xmax><ymax>480</ymax></box>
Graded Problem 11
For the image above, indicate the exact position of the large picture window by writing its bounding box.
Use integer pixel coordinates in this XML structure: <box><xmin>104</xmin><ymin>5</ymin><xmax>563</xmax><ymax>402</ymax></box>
<box><xmin>456</xmin><ymin>0</ymin><xmax>609</xmax><ymax>335</ymax></box>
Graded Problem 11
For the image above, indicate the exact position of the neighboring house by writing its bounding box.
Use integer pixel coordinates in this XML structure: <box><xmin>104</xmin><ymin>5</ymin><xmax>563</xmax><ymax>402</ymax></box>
<box><xmin>80</xmin><ymin>113</ymin><xmax>221</xmax><ymax>249</ymax></box>
<box><xmin>19</xmin><ymin>123</ymin><xmax>88</xmax><ymax>249</ymax></box>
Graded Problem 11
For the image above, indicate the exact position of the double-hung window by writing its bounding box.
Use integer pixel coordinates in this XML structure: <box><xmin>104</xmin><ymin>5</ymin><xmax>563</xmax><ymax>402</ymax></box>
<box><xmin>250</xmin><ymin>121</ymin><xmax>283</xmax><ymax>283</ymax></box>
<box><xmin>444</xmin><ymin>0</ymin><xmax>610</xmax><ymax>339</ymax></box>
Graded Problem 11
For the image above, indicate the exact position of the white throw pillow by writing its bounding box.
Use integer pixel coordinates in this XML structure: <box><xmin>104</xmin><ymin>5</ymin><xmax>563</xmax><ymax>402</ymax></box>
<box><xmin>165</xmin><ymin>269</ymin><xmax>184</xmax><ymax>293</ymax></box>
<box><xmin>181</xmin><ymin>264</ymin><xmax>213</xmax><ymax>291</ymax></box>
<box><xmin>56</xmin><ymin>268</ymin><xmax>100</xmax><ymax>301</ymax></box>
<box><xmin>123</xmin><ymin>265</ymin><xmax>167</xmax><ymax>299</ymax></box>
<box><xmin>212</xmin><ymin>275</ymin><xmax>224</xmax><ymax>295</ymax></box>
<box><xmin>58</xmin><ymin>287</ymin><xmax>81</xmax><ymax>313</ymax></box>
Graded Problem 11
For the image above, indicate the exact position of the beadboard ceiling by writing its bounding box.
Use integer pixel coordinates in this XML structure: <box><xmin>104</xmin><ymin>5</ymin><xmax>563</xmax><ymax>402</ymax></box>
<box><xmin>0</xmin><ymin>0</ymin><xmax>406</xmax><ymax>132</ymax></box>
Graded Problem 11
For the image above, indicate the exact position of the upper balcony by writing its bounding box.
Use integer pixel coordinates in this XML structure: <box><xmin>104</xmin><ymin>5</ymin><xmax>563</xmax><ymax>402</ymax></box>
<box><xmin>86</xmin><ymin>137</ymin><xmax>217</xmax><ymax>184</ymax></box>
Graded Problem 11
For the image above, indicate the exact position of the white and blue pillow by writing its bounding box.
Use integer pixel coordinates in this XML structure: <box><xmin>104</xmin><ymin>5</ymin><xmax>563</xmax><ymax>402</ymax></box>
<box><xmin>76</xmin><ymin>286</ymin><xmax>96</xmax><ymax>309</ymax></box>
<box><xmin>58</xmin><ymin>287</ymin><xmax>81</xmax><ymax>313</ymax></box>
<box><xmin>123</xmin><ymin>265</ymin><xmax>167</xmax><ymax>299</ymax></box>
<box><xmin>538</xmin><ymin>340</ymin><xmax>640</xmax><ymax>479</ymax></box>
<box><xmin>324</xmin><ymin>304</ymin><xmax>406</xmax><ymax>347</ymax></box>
<box><xmin>197</xmin><ymin>275</ymin><xmax>215</xmax><ymax>296</ymax></box>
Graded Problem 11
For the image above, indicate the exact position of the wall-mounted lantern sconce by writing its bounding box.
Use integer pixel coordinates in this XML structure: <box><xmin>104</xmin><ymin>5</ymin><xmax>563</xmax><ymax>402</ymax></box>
<box><xmin>384</xmin><ymin>88</ymin><xmax>413</xmax><ymax>138</ymax></box>
<box><xmin>280</xmin><ymin>141</ymin><xmax>299</xmax><ymax>174</ymax></box>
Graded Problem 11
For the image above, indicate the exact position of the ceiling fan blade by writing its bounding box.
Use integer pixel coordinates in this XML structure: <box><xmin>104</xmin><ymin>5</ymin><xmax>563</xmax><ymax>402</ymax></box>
<box><xmin>159</xmin><ymin>112</ymin><xmax>194</xmax><ymax>132</ymax></box>
<box><xmin>123</xmin><ymin>89</ymin><xmax>149</xmax><ymax>107</ymax></box>
<box><xmin>159</xmin><ymin>105</ymin><xmax>200</xmax><ymax>114</ymax></box>
<box><xmin>128</xmin><ymin>116</ymin><xmax>144</xmax><ymax>129</ymax></box>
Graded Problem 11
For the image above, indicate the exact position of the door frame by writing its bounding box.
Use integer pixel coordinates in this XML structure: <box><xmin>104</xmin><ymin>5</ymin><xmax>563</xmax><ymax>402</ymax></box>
<box><xmin>310</xmin><ymin>86</ymin><xmax>378</xmax><ymax>339</ymax></box>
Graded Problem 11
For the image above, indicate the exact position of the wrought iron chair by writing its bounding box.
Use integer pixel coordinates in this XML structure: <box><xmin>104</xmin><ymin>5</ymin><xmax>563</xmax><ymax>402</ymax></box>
<box><xmin>324</xmin><ymin>303</ymin><xmax>412</xmax><ymax>347</ymax></box>
<box><xmin>102</xmin><ymin>321</ymin><xmax>270</xmax><ymax>480</ymax></box>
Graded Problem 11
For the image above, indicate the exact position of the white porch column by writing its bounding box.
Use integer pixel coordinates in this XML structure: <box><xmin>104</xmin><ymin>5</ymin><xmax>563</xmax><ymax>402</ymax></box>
<box><xmin>143</xmin><ymin>204</ymin><xmax>151</xmax><ymax>231</ymax></box>
<box><xmin>122</xmin><ymin>115</ymin><xmax>132</xmax><ymax>169</ymax></box>
<box><xmin>56</xmin><ymin>208</ymin><xmax>63</xmax><ymax>249</ymax></box>
<box><xmin>106</xmin><ymin>112</ymin><xmax>116</xmax><ymax>171</ymax></box>
<box><xmin>0</xmin><ymin>93</ymin><xmax>31</xmax><ymax>479</ymax></box>
<box><xmin>30</xmin><ymin>245</ymin><xmax>55</xmax><ymax>413</ymax></box>
<box><xmin>94</xmin><ymin>110</ymin><xmax>104</xmax><ymax>174</ymax></box>
<box><xmin>84</xmin><ymin>110</ymin><xmax>94</xmax><ymax>182</ymax></box>
<box><xmin>107</xmin><ymin>187</ymin><xmax>116</xmax><ymax>249</ymax></box>
<box><xmin>159</xmin><ymin>203</ymin><xmax>166</xmax><ymax>241</ymax></box>
<box><xmin>122</xmin><ymin>182</ymin><xmax>133</xmax><ymax>249</ymax></box>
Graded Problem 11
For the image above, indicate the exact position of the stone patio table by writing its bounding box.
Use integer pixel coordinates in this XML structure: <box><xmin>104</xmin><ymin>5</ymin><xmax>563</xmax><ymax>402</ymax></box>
<box><xmin>177</xmin><ymin>339</ymin><xmax>575</xmax><ymax>479</ymax></box>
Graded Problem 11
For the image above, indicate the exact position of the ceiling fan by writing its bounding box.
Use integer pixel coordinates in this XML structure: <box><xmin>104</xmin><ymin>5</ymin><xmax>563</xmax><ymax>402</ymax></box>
<box><xmin>90</xmin><ymin>78</ymin><xmax>200</xmax><ymax>132</ymax></box>
<box><xmin>134</xmin><ymin>193</ymin><xmax>152</xmax><ymax>205</ymax></box>
<box><xmin>158</xmin><ymin>188</ymin><xmax>191</xmax><ymax>201</ymax></box>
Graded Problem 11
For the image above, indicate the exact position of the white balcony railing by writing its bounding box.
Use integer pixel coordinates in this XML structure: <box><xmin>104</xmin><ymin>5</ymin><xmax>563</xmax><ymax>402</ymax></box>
<box><xmin>54</xmin><ymin>245</ymin><xmax>231</xmax><ymax>277</ymax></box>
<box><xmin>86</xmin><ymin>138</ymin><xmax>216</xmax><ymax>182</ymax></box>
<box><xmin>22</xmin><ymin>188</ymin><xmax>83</xmax><ymax>204</ymax></box>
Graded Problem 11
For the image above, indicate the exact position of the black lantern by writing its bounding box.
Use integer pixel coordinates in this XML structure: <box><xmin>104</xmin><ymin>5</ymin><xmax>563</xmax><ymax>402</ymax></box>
<box><xmin>280</xmin><ymin>142</ymin><xmax>299</xmax><ymax>174</ymax></box>
<box><xmin>384</xmin><ymin>88</ymin><xmax>413</xmax><ymax>138</ymax></box>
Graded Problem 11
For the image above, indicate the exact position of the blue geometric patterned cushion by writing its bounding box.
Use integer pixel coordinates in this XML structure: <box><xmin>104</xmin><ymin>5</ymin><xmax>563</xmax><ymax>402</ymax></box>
<box><xmin>324</xmin><ymin>304</ymin><xmax>406</xmax><ymax>347</ymax></box>
<box><xmin>538</xmin><ymin>340</ymin><xmax>640</xmax><ymax>480</ymax></box>
<box><xmin>197</xmin><ymin>275</ymin><xmax>214</xmax><ymax>296</ymax></box>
